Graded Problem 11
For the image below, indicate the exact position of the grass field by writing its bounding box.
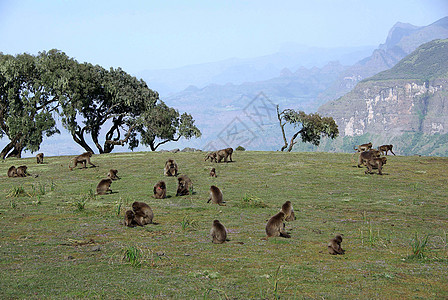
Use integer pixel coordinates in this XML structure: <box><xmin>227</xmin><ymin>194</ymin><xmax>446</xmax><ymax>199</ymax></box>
<box><xmin>0</xmin><ymin>151</ymin><xmax>447</xmax><ymax>299</ymax></box>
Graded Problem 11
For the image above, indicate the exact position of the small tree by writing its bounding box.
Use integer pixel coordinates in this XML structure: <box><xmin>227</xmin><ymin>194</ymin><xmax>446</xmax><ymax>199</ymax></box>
<box><xmin>138</xmin><ymin>101</ymin><xmax>201</xmax><ymax>151</ymax></box>
<box><xmin>277</xmin><ymin>105</ymin><xmax>338</xmax><ymax>152</ymax></box>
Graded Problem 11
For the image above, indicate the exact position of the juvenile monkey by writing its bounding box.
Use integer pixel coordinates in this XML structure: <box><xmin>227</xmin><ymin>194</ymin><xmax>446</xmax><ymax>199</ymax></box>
<box><xmin>36</xmin><ymin>153</ymin><xmax>44</xmax><ymax>164</ymax></box>
<box><xmin>204</xmin><ymin>152</ymin><xmax>217</xmax><ymax>162</ymax></box>
<box><xmin>153</xmin><ymin>181</ymin><xmax>167</xmax><ymax>199</ymax></box>
<box><xmin>265</xmin><ymin>211</ymin><xmax>290</xmax><ymax>239</ymax></box>
<box><xmin>69</xmin><ymin>151</ymin><xmax>96</xmax><ymax>170</ymax></box>
<box><xmin>131</xmin><ymin>201</ymin><xmax>154</xmax><ymax>226</ymax></box>
<box><xmin>96</xmin><ymin>178</ymin><xmax>113</xmax><ymax>195</ymax></box>
<box><xmin>354</xmin><ymin>142</ymin><xmax>372</xmax><ymax>152</ymax></box>
<box><xmin>378</xmin><ymin>144</ymin><xmax>395</xmax><ymax>156</ymax></box>
<box><xmin>357</xmin><ymin>149</ymin><xmax>381</xmax><ymax>167</ymax></box>
<box><xmin>207</xmin><ymin>185</ymin><xmax>226</xmax><ymax>206</ymax></box>
<box><xmin>16</xmin><ymin>166</ymin><xmax>29</xmax><ymax>177</ymax></box>
<box><xmin>107</xmin><ymin>169</ymin><xmax>120</xmax><ymax>180</ymax></box>
<box><xmin>210</xmin><ymin>220</ymin><xmax>227</xmax><ymax>244</ymax></box>
<box><xmin>7</xmin><ymin>166</ymin><xmax>18</xmax><ymax>177</ymax></box>
<box><xmin>124</xmin><ymin>210</ymin><xmax>137</xmax><ymax>227</ymax></box>
<box><xmin>176</xmin><ymin>175</ymin><xmax>193</xmax><ymax>196</ymax></box>
<box><xmin>209</xmin><ymin>167</ymin><xmax>217</xmax><ymax>177</ymax></box>
<box><xmin>328</xmin><ymin>235</ymin><xmax>345</xmax><ymax>255</ymax></box>
<box><xmin>281</xmin><ymin>201</ymin><xmax>296</xmax><ymax>221</ymax></box>
<box><xmin>164</xmin><ymin>159</ymin><xmax>178</xmax><ymax>176</ymax></box>
<box><xmin>365</xmin><ymin>157</ymin><xmax>387</xmax><ymax>175</ymax></box>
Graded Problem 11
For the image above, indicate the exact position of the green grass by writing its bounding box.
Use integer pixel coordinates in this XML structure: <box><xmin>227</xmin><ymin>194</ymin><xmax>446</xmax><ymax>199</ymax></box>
<box><xmin>0</xmin><ymin>151</ymin><xmax>447</xmax><ymax>298</ymax></box>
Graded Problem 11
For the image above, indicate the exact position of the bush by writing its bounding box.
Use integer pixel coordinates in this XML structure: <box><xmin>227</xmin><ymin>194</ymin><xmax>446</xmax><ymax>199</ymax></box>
<box><xmin>235</xmin><ymin>146</ymin><xmax>245</xmax><ymax>151</ymax></box>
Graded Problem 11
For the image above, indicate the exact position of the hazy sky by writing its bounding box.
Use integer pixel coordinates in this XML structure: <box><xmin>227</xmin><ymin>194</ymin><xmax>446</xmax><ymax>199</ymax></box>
<box><xmin>1</xmin><ymin>0</ymin><xmax>447</xmax><ymax>74</ymax></box>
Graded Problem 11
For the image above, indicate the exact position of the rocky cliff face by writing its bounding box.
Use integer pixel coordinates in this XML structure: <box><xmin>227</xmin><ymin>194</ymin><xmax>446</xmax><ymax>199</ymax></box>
<box><xmin>319</xmin><ymin>79</ymin><xmax>448</xmax><ymax>137</ymax></box>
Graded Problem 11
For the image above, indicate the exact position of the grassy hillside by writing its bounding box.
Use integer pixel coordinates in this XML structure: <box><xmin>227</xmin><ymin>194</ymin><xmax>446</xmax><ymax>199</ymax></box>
<box><xmin>0</xmin><ymin>151</ymin><xmax>447</xmax><ymax>298</ymax></box>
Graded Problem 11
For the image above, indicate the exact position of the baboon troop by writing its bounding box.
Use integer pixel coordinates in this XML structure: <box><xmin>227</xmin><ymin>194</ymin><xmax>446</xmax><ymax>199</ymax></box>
<box><xmin>209</xmin><ymin>167</ymin><xmax>217</xmax><ymax>177</ymax></box>
<box><xmin>207</xmin><ymin>185</ymin><xmax>225</xmax><ymax>206</ymax></box>
<box><xmin>107</xmin><ymin>169</ymin><xmax>120</xmax><ymax>180</ymax></box>
<box><xmin>176</xmin><ymin>175</ymin><xmax>193</xmax><ymax>196</ymax></box>
<box><xmin>36</xmin><ymin>153</ymin><xmax>44</xmax><ymax>164</ymax></box>
<box><xmin>265</xmin><ymin>211</ymin><xmax>290</xmax><ymax>239</ymax></box>
<box><xmin>281</xmin><ymin>201</ymin><xmax>296</xmax><ymax>221</ymax></box>
<box><xmin>365</xmin><ymin>157</ymin><xmax>387</xmax><ymax>175</ymax></box>
<box><xmin>131</xmin><ymin>201</ymin><xmax>154</xmax><ymax>226</ymax></box>
<box><xmin>210</xmin><ymin>220</ymin><xmax>227</xmax><ymax>244</ymax></box>
<box><xmin>96</xmin><ymin>178</ymin><xmax>113</xmax><ymax>195</ymax></box>
<box><xmin>378</xmin><ymin>144</ymin><xmax>395</xmax><ymax>156</ymax></box>
<box><xmin>164</xmin><ymin>159</ymin><xmax>178</xmax><ymax>176</ymax></box>
<box><xmin>328</xmin><ymin>235</ymin><xmax>345</xmax><ymax>255</ymax></box>
<box><xmin>153</xmin><ymin>180</ymin><xmax>167</xmax><ymax>199</ymax></box>
<box><xmin>205</xmin><ymin>148</ymin><xmax>233</xmax><ymax>163</ymax></box>
<box><xmin>69</xmin><ymin>151</ymin><xmax>96</xmax><ymax>170</ymax></box>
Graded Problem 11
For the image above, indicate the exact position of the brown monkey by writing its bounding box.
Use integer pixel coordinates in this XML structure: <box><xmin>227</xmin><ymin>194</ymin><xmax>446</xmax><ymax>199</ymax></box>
<box><xmin>204</xmin><ymin>152</ymin><xmax>217</xmax><ymax>162</ymax></box>
<box><xmin>328</xmin><ymin>235</ymin><xmax>345</xmax><ymax>255</ymax></box>
<box><xmin>16</xmin><ymin>166</ymin><xmax>29</xmax><ymax>177</ymax></box>
<box><xmin>131</xmin><ymin>201</ymin><xmax>154</xmax><ymax>226</ymax></box>
<box><xmin>107</xmin><ymin>169</ymin><xmax>120</xmax><ymax>180</ymax></box>
<box><xmin>357</xmin><ymin>149</ymin><xmax>381</xmax><ymax>167</ymax></box>
<box><xmin>36</xmin><ymin>153</ymin><xmax>44</xmax><ymax>164</ymax></box>
<box><xmin>354</xmin><ymin>142</ymin><xmax>373</xmax><ymax>152</ymax></box>
<box><xmin>378</xmin><ymin>144</ymin><xmax>395</xmax><ymax>156</ymax></box>
<box><xmin>69</xmin><ymin>152</ymin><xmax>96</xmax><ymax>170</ymax></box>
<box><xmin>207</xmin><ymin>185</ymin><xmax>226</xmax><ymax>206</ymax></box>
<box><xmin>210</xmin><ymin>220</ymin><xmax>227</xmax><ymax>244</ymax></box>
<box><xmin>153</xmin><ymin>181</ymin><xmax>167</xmax><ymax>199</ymax></box>
<box><xmin>96</xmin><ymin>178</ymin><xmax>113</xmax><ymax>195</ymax></box>
<box><xmin>164</xmin><ymin>159</ymin><xmax>178</xmax><ymax>176</ymax></box>
<box><xmin>265</xmin><ymin>211</ymin><xmax>290</xmax><ymax>239</ymax></box>
<box><xmin>281</xmin><ymin>201</ymin><xmax>296</xmax><ymax>221</ymax></box>
<box><xmin>176</xmin><ymin>175</ymin><xmax>193</xmax><ymax>196</ymax></box>
<box><xmin>365</xmin><ymin>157</ymin><xmax>387</xmax><ymax>175</ymax></box>
<box><xmin>7</xmin><ymin>166</ymin><xmax>18</xmax><ymax>178</ymax></box>
<box><xmin>216</xmin><ymin>148</ymin><xmax>233</xmax><ymax>163</ymax></box>
<box><xmin>124</xmin><ymin>210</ymin><xmax>137</xmax><ymax>227</ymax></box>
<box><xmin>209</xmin><ymin>167</ymin><xmax>217</xmax><ymax>177</ymax></box>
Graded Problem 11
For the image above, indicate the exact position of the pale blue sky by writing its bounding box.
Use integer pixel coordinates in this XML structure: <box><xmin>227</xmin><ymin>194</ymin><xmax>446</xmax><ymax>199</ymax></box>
<box><xmin>1</xmin><ymin>0</ymin><xmax>447</xmax><ymax>74</ymax></box>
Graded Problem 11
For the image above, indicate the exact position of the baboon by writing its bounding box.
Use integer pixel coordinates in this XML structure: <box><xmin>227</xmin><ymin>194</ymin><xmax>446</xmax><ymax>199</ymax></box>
<box><xmin>328</xmin><ymin>235</ymin><xmax>345</xmax><ymax>255</ymax></box>
<box><xmin>16</xmin><ymin>166</ymin><xmax>29</xmax><ymax>177</ymax></box>
<box><xmin>207</xmin><ymin>185</ymin><xmax>226</xmax><ymax>206</ymax></box>
<box><xmin>69</xmin><ymin>152</ymin><xmax>96</xmax><ymax>170</ymax></box>
<box><xmin>107</xmin><ymin>169</ymin><xmax>120</xmax><ymax>180</ymax></box>
<box><xmin>265</xmin><ymin>211</ymin><xmax>290</xmax><ymax>239</ymax></box>
<box><xmin>96</xmin><ymin>178</ymin><xmax>113</xmax><ymax>195</ymax></box>
<box><xmin>7</xmin><ymin>166</ymin><xmax>18</xmax><ymax>177</ymax></box>
<box><xmin>357</xmin><ymin>149</ymin><xmax>381</xmax><ymax>168</ymax></box>
<box><xmin>153</xmin><ymin>181</ymin><xmax>167</xmax><ymax>199</ymax></box>
<box><xmin>216</xmin><ymin>148</ymin><xmax>233</xmax><ymax>163</ymax></box>
<box><xmin>204</xmin><ymin>152</ymin><xmax>217</xmax><ymax>162</ymax></box>
<box><xmin>164</xmin><ymin>159</ymin><xmax>178</xmax><ymax>176</ymax></box>
<box><xmin>354</xmin><ymin>142</ymin><xmax>373</xmax><ymax>152</ymax></box>
<box><xmin>176</xmin><ymin>175</ymin><xmax>193</xmax><ymax>196</ymax></box>
<box><xmin>378</xmin><ymin>144</ymin><xmax>395</xmax><ymax>156</ymax></box>
<box><xmin>209</xmin><ymin>167</ymin><xmax>217</xmax><ymax>177</ymax></box>
<box><xmin>124</xmin><ymin>210</ymin><xmax>137</xmax><ymax>227</ymax></box>
<box><xmin>36</xmin><ymin>153</ymin><xmax>44</xmax><ymax>164</ymax></box>
<box><xmin>365</xmin><ymin>157</ymin><xmax>387</xmax><ymax>175</ymax></box>
<box><xmin>210</xmin><ymin>220</ymin><xmax>227</xmax><ymax>244</ymax></box>
<box><xmin>132</xmin><ymin>201</ymin><xmax>154</xmax><ymax>226</ymax></box>
<box><xmin>281</xmin><ymin>201</ymin><xmax>296</xmax><ymax>221</ymax></box>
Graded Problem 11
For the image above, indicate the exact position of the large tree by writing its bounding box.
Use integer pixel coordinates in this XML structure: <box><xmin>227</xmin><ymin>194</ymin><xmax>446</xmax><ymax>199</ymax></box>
<box><xmin>137</xmin><ymin>101</ymin><xmax>201</xmax><ymax>151</ymax></box>
<box><xmin>0</xmin><ymin>52</ymin><xmax>59</xmax><ymax>159</ymax></box>
<box><xmin>277</xmin><ymin>105</ymin><xmax>339</xmax><ymax>152</ymax></box>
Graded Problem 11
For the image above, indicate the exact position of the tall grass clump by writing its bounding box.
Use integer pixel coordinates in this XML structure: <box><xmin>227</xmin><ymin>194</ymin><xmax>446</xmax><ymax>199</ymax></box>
<box><xmin>7</xmin><ymin>185</ymin><xmax>26</xmax><ymax>198</ymax></box>
<box><xmin>237</xmin><ymin>193</ymin><xmax>268</xmax><ymax>208</ymax></box>
<box><xmin>122</xmin><ymin>246</ymin><xmax>143</xmax><ymax>267</ymax></box>
<box><xmin>180</xmin><ymin>215</ymin><xmax>199</xmax><ymax>231</ymax></box>
<box><xmin>407</xmin><ymin>233</ymin><xmax>430</xmax><ymax>260</ymax></box>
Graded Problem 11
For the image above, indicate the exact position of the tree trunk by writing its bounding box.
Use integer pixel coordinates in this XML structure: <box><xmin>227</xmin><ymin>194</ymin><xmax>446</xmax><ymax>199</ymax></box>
<box><xmin>0</xmin><ymin>134</ymin><xmax>22</xmax><ymax>159</ymax></box>
<box><xmin>287</xmin><ymin>130</ymin><xmax>303</xmax><ymax>152</ymax></box>
<box><xmin>7</xmin><ymin>141</ymin><xmax>24</xmax><ymax>158</ymax></box>
<box><xmin>276</xmin><ymin>105</ymin><xmax>289</xmax><ymax>151</ymax></box>
<box><xmin>72</xmin><ymin>128</ymin><xmax>95</xmax><ymax>154</ymax></box>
